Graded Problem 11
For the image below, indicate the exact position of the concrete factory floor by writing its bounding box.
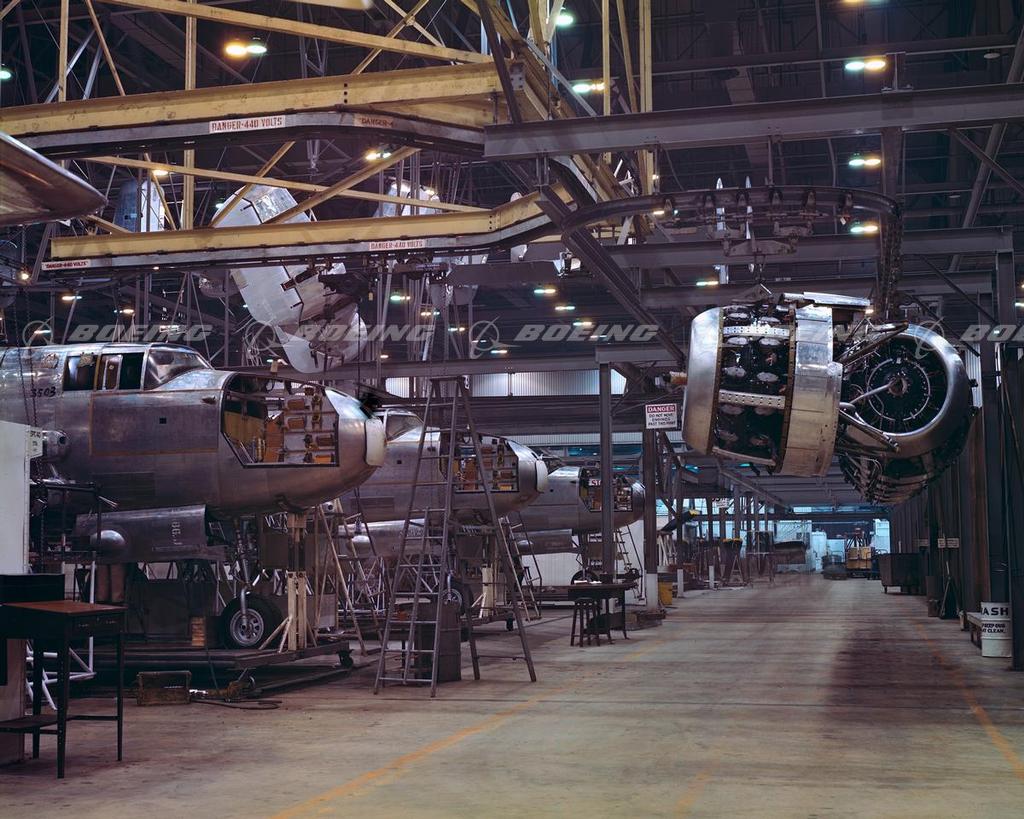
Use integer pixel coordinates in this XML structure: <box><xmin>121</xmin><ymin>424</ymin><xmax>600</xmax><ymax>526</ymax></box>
<box><xmin>2</xmin><ymin>575</ymin><xmax>1024</xmax><ymax>817</ymax></box>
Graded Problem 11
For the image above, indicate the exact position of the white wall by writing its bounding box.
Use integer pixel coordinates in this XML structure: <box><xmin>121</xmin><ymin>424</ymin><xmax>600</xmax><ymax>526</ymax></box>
<box><xmin>0</xmin><ymin>420</ymin><xmax>33</xmax><ymax>765</ymax></box>
<box><xmin>0</xmin><ymin>421</ymin><xmax>32</xmax><ymax>574</ymax></box>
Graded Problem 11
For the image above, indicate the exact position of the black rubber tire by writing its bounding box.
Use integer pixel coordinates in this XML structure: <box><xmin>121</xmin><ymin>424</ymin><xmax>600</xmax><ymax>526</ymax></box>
<box><xmin>219</xmin><ymin>595</ymin><xmax>282</xmax><ymax>649</ymax></box>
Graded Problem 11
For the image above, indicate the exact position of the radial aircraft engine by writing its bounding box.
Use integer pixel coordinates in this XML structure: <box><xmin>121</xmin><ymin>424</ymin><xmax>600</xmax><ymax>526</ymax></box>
<box><xmin>682</xmin><ymin>292</ymin><xmax>975</xmax><ymax>504</ymax></box>
<box><xmin>0</xmin><ymin>342</ymin><xmax>386</xmax><ymax>563</ymax></box>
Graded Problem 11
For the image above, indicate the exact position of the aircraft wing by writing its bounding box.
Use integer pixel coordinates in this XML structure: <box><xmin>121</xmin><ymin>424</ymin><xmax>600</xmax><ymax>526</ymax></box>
<box><xmin>0</xmin><ymin>131</ymin><xmax>105</xmax><ymax>227</ymax></box>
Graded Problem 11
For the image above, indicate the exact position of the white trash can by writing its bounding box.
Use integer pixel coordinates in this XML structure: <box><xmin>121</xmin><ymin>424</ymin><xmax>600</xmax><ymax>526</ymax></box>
<box><xmin>980</xmin><ymin>602</ymin><xmax>1012</xmax><ymax>658</ymax></box>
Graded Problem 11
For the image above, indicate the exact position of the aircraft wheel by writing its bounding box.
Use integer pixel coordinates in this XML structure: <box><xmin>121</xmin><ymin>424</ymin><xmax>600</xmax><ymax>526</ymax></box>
<box><xmin>220</xmin><ymin>596</ymin><xmax>281</xmax><ymax>650</ymax></box>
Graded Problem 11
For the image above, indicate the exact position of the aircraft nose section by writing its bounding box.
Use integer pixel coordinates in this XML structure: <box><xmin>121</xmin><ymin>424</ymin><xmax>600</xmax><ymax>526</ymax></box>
<box><xmin>324</xmin><ymin>388</ymin><xmax>386</xmax><ymax>487</ymax></box>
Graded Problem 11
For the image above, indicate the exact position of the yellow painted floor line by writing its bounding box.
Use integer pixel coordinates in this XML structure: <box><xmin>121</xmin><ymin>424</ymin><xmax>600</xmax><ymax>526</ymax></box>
<box><xmin>915</xmin><ymin>623</ymin><xmax>1024</xmax><ymax>782</ymax></box>
<box><xmin>274</xmin><ymin>632</ymin><xmax>666</xmax><ymax>817</ymax></box>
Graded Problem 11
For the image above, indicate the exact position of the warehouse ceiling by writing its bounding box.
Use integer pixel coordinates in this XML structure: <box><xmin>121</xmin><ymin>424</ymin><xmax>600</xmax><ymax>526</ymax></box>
<box><xmin>0</xmin><ymin>0</ymin><xmax>1020</xmax><ymax>509</ymax></box>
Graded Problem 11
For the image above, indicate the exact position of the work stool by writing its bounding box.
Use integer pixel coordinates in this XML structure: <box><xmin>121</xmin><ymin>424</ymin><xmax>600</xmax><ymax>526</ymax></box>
<box><xmin>570</xmin><ymin>597</ymin><xmax>601</xmax><ymax>646</ymax></box>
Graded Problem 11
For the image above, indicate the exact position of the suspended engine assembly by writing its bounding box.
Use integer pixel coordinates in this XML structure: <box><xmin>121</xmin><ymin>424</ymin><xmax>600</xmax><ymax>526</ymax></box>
<box><xmin>682</xmin><ymin>292</ymin><xmax>975</xmax><ymax>504</ymax></box>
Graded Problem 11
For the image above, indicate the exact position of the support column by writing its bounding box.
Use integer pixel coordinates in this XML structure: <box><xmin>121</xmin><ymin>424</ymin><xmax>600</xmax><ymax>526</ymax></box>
<box><xmin>979</xmin><ymin>294</ymin><xmax>1008</xmax><ymax>604</ymax></box>
<box><xmin>599</xmin><ymin>362</ymin><xmax>615</xmax><ymax>575</ymax></box>
<box><xmin>642</xmin><ymin>428</ymin><xmax>658</xmax><ymax>609</ymax></box>
<box><xmin>996</xmin><ymin>250</ymin><xmax>1024</xmax><ymax>669</ymax></box>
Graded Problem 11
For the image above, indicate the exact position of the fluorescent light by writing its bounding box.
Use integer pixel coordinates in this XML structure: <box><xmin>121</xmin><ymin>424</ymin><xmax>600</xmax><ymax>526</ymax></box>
<box><xmin>844</xmin><ymin>60</ymin><xmax>867</xmax><ymax>72</ymax></box>
<box><xmin>651</xmin><ymin>173</ymin><xmax>660</xmax><ymax>181</ymax></box>
<box><xmin>379</xmin><ymin>353</ymin><xmax>389</xmax><ymax>360</ymax></box>
<box><xmin>864</xmin><ymin>156</ymin><xmax>882</xmax><ymax>167</ymax></box>
<box><xmin>865</xmin><ymin>307</ymin><xmax>875</xmax><ymax>315</ymax></box>
<box><xmin>533</xmin><ymin>286</ymin><xmax>557</xmax><ymax>296</ymax></box>
<box><xmin>572</xmin><ymin>80</ymin><xmax>605</xmax><ymax>94</ymax></box>
<box><xmin>651</xmin><ymin>208</ymin><xmax>666</xmax><ymax>217</ymax></box>
<box><xmin>573</xmin><ymin>319</ymin><xmax>594</xmax><ymax>328</ymax></box>
<box><xmin>389</xmin><ymin>293</ymin><xmax>410</xmax><ymax>303</ymax></box>
<box><xmin>555</xmin><ymin>10</ymin><xmax>574</xmax><ymax>27</ymax></box>
<box><xmin>19</xmin><ymin>270</ymin><xmax>31</xmax><ymax>281</ymax></box>
<box><xmin>695</xmin><ymin>279</ymin><xmax>719</xmax><ymax>287</ymax></box>
<box><xmin>33</xmin><ymin>328</ymin><xmax>51</xmax><ymax>335</ymax></box>
<box><xmin>864</xmin><ymin>58</ymin><xmax>888</xmax><ymax>71</ymax></box>
<box><xmin>984</xmin><ymin>50</ymin><xmax>1001</xmax><ymax>61</ymax></box>
<box><xmin>224</xmin><ymin>41</ymin><xmax>248</xmax><ymax>58</ymax></box>
<box><xmin>490</xmin><ymin>348</ymin><xmax>509</xmax><ymax>355</ymax></box>
<box><xmin>60</xmin><ymin>294</ymin><xmax>81</xmax><ymax>302</ymax></box>
<box><xmin>119</xmin><ymin>307</ymin><xmax>135</xmax><ymax>316</ymax></box>
<box><xmin>850</xmin><ymin>222</ymin><xmax>879</xmax><ymax>235</ymax></box>
<box><xmin>0</xmin><ymin>65</ymin><xmax>14</xmax><ymax>81</ymax></box>
<box><xmin>420</xmin><ymin>309</ymin><xmax>439</xmax><ymax>318</ymax></box>
<box><xmin>246</xmin><ymin>37</ymin><xmax>267</xmax><ymax>56</ymax></box>
<box><xmin>365</xmin><ymin>148</ymin><xmax>392</xmax><ymax>162</ymax></box>
<box><xmin>151</xmin><ymin>168</ymin><xmax>170</xmax><ymax>178</ymax></box>
<box><xmin>554</xmin><ymin>304</ymin><xmax>575</xmax><ymax>312</ymax></box>
<box><xmin>1016</xmin><ymin>302</ymin><xmax>1024</xmax><ymax>309</ymax></box>
<box><xmin>448</xmin><ymin>326</ymin><xmax>466</xmax><ymax>332</ymax></box>
<box><xmin>848</xmin><ymin>155</ymin><xmax>866</xmax><ymax>168</ymax></box>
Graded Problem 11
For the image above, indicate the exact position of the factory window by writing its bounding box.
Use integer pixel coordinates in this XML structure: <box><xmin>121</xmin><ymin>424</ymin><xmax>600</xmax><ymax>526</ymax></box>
<box><xmin>63</xmin><ymin>354</ymin><xmax>98</xmax><ymax>391</ymax></box>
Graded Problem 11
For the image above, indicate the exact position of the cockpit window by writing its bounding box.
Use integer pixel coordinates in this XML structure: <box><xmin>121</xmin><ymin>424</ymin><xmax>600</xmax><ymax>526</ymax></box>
<box><xmin>382</xmin><ymin>409</ymin><xmax>422</xmax><ymax>441</ymax></box>
<box><xmin>145</xmin><ymin>348</ymin><xmax>208</xmax><ymax>389</ymax></box>
<box><xmin>97</xmin><ymin>352</ymin><xmax>144</xmax><ymax>390</ymax></box>
<box><xmin>64</xmin><ymin>354</ymin><xmax>98</xmax><ymax>391</ymax></box>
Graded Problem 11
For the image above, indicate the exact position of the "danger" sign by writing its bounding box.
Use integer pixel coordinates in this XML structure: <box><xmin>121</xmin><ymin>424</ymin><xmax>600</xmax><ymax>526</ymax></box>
<box><xmin>645</xmin><ymin>402</ymin><xmax>679</xmax><ymax>430</ymax></box>
<box><xmin>209</xmin><ymin>115</ymin><xmax>287</xmax><ymax>134</ymax></box>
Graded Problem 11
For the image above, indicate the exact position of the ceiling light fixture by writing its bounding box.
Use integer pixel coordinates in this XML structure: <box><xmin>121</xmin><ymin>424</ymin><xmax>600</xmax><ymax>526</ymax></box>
<box><xmin>224</xmin><ymin>40</ymin><xmax>249</xmax><ymax>58</ymax></box>
<box><xmin>845</xmin><ymin>57</ymin><xmax>887</xmax><ymax>72</ymax></box>
<box><xmin>554</xmin><ymin>304</ymin><xmax>576</xmax><ymax>312</ymax></box>
<box><xmin>246</xmin><ymin>37</ymin><xmax>267</xmax><ymax>56</ymax></box>
<box><xmin>850</xmin><ymin>222</ymin><xmax>879</xmax><ymax>235</ymax></box>
<box><xmin>555</xmin><ymin>10</ymin><xmax>574</xmax><ymax>27</ymax></box>
<box><xmin>151</xmin><ymin>168</ymin><xmax>170</xmax><ymax>178</ymax></box>
<box><xmin>365</xmin><ymin>148</ymin><xmax>393</xmax><ymax>162</ymax></box>
<box><xmin>0</xmin><ymin>65</ymin><xmax>13</xmax><ymax>81</ymax></box>
<box><xmin>572</xmin><ymin>80</ymin><xmax>605</xmax><ymax>94</ymax></box>
<box><xmin>695</xmin><ymin>279</ymin><xmax>719</xmax><ymax>287</ymax></box>
<box><xmin>60</xmin><ymin>294</ymin><xmax>81</xmax><ymax>302</ymax></box>
<box><xmin>533</xmin><ymin>286</ymin><xmax>557</xmax><ymax>296</ymax></box>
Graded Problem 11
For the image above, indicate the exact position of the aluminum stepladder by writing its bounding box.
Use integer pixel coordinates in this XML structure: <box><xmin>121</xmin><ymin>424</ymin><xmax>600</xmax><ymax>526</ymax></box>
<box><xmin>373</xmin><ymin>376</ymin><xmax>536</xmax><ymax>696</ymax></box>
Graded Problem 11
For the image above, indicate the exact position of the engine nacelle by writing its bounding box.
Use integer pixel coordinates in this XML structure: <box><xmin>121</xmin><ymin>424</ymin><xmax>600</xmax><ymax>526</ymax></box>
<box><xmin>682</xmin><ymin>293</ymin><xmax>975</xmax><ymax>504</ymax></box>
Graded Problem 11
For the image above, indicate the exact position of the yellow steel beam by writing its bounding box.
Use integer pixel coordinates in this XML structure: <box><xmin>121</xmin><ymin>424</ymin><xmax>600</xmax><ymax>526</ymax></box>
<box><xmin>352</xmin><ymin>0</ymin><xmax>432</xmax><ymax>74</ymax></box>
<box><xmin>363</xmin><ymin>99</ymin><xmax>504</xmax><ymax>128</ymax></box>
<box><xmin>0</xmin><ymin>63</ymin><xmax>502</xmax><ymax>137</ymax></box>
<box><xmin>209</xmin><ymin>141</ymin><xmax>295</xmax><ymax>226</ymax></box>
<box><xmin>58</xmin><ymin>0</ymin><xmax>69</xmax><ymax>102</ymax></box>
<box><xmin>283</xmin><ymin>0</ymin><xmax>373</xmax><ymax>9</ymax></box>
<box><xmin>615</xmin><ymin>0</ymin><xmax>638</xmax><ymax>113</ymax></box>
<box><xmin>0</xmin><ymin>0</ymin><xmax>23</xmax><ymax>22</ymax></box>
<box><xmin>266</xmin><ymin>145</ymin><xmax>418</xmax><ymax>223</ymax></box>
<box><xmin>86</xmin><ymin>154</ymin><xmax>482</xmax><ymax>213</ymax></box>
<box><xmin>50</xmin><ymin>189</ymin><xmax>567</xmax><ymax>259</ymax></box>
<box><xmin>86</xmin><ymin>214</ymin><xmax>129</xmax><ymax>233</ymax></box>
<box><xmin>378</xmin><ymin>0</ymin><xmax>443</xmax><ymax>49</ymax></box>
<box><xmin>95</xmin><ymin>0</ymin><xmax>489</xmax><ymax>64</ymax></box>
<box><xmin>182</xmin><ymin>0</ymin><xmax>196</xmax><ymax>229</ymax></box>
